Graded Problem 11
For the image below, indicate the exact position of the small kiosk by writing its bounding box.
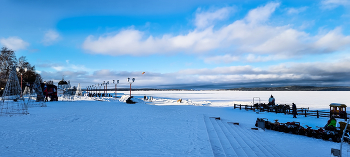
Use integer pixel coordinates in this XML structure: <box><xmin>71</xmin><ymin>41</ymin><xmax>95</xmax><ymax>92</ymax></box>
<box><xmin>329</xmin><ymin>103</ymin><xmax>347</xmax><ymax>119</ymax></box>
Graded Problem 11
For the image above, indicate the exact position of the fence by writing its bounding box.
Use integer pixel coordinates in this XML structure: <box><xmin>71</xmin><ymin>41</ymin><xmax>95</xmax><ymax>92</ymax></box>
<box><xmin>233</xmin><ymin>104</ymin><xmax>349</xmax><ymax>120</ymax></box>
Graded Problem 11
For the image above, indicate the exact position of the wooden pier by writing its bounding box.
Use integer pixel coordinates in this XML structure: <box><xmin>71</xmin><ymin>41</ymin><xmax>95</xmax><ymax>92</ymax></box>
<box><xmin>233</xmin><ymin>104</ymin><xmax>348</xmax><ymax>120</ymax></box>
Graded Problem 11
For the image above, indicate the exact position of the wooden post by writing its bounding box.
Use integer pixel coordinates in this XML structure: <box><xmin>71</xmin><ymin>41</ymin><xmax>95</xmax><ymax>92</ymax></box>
<box><xmin>304</xmin><ymin>109</ymin><xmax>307</xmax><ymax>117</ymax></box>
<box><xmin>317</xmin><ymin>110</ymin><xmax>319</xmax><ymax>118</ymax></box>
<box><xmin>239</xmin><ymin>104</ymin><xmax>241</xmax><ymax>110</ymax></box>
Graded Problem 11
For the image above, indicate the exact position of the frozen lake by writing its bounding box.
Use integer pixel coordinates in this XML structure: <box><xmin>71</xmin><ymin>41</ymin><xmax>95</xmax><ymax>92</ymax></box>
<box><xmin>113</xmin><ymin>91</ymin><xmax>350</xmax><ymax>110</ymax></box>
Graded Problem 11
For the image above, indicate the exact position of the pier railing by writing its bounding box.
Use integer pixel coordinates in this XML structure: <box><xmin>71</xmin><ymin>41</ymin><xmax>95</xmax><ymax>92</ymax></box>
<box><xmin>233</xmin><ymin>104</ymin><xmax>348</xmax><ymax>120</ymax></box>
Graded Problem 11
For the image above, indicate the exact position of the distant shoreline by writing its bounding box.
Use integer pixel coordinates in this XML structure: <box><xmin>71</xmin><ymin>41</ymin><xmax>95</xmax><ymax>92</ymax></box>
<box><xmin>85</xmin><ymin>85</ymin><xmax>350</xmax><ymax>91</ymax></box>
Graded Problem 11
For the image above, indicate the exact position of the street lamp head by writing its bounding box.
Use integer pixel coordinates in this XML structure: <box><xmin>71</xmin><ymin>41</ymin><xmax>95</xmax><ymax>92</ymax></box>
<box><xmin>132</xmin><ymin>78</ymin><xmax>135</xmax><ymax>82</ymax></box>
<box><xmin>113</xmin><ymin>80</ymin><xmax>115</xmax><ymax>84</ymax></box>
<box><xmin>16</xmin><ymin>67</ymin><xmax>20</xmax><ymax>72</ymax></box>
<box><xmin>127</xmin><ymin>78</ymin><xmax>130</xmax><ymax>82</ymax></box>
<box><xmin>24</xmin><ymin>67</ymin><xmax>27</xmax><ymax>72</ymax></box>
<box><xmin>117</xmin><ymin>80</ymin><xmax>119</xmax><ymax>84</ymax></box>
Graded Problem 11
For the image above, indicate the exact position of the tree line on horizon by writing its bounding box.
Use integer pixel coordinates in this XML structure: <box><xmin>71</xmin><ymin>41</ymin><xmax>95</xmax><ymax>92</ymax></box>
<box><xmin>0</xmin><ymin>47</ymin><xmax>42</xmax><ymax>95</ymax></box>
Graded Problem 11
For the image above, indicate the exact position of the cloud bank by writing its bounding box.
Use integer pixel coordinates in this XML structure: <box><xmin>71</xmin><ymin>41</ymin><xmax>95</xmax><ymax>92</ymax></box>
<box><xmin>82</xmin><ymin>2</ymin><xmax>350</xmax><ymax>63</ymax></box>
<box><xmin>39</xmin><ymin>57</ymin><xmax>350</xmax><ymax>89</ymax></box>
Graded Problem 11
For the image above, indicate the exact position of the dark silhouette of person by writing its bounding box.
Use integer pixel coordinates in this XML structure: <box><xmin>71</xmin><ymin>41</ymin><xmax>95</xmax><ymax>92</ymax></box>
<box><xmin>292</xmin><ymin>103</ymin><xmax>297</xmax><ymax>118</ymax></box>
<box><xmin>268</xmin><ymin>95</ymin><xmax>275</xmax><ymax>105</ymax></box>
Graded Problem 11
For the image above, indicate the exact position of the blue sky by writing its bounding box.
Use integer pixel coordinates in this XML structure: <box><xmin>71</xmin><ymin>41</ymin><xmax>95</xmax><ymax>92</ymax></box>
<box><xmin>1</xmin><ymin>0</ymin><xmax>350</xmax><ymax>89</ymax></box>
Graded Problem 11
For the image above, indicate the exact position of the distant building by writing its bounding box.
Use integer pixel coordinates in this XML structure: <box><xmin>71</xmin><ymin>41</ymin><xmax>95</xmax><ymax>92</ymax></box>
<box><xmin>57</xmin><ymin>78</ymin><xmax>71</xmax><ymax>96</ymax></box>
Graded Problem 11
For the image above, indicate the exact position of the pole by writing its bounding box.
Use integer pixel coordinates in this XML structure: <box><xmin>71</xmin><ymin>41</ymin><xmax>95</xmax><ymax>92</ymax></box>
<box><xmin>130</xmin><ymin>84</ymin><xmax>131</xmax><ymax>97</ymax></box>
<box><xmin>20</xmin><ymin>74</ymin><xmax>23</xmax><ymax>97</ymax></box>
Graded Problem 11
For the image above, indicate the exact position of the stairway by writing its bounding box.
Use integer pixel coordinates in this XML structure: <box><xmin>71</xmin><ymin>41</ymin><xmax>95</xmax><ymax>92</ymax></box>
<box><xmin>203</xmin><ymin>116</ymin><xmax>290</xmax><ymax>157</ymax></box>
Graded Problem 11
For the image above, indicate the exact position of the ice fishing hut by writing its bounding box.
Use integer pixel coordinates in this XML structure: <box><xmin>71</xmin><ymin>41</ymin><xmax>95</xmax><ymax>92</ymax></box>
<box><xmin>329</xmin><ymin>103</ymin><xmax>347</xmax><ymax>119</ymax></box>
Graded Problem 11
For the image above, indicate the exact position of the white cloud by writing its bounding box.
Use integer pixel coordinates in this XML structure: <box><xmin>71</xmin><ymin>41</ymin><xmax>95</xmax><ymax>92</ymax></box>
<box><xmin>244</xmin><ymin>2</ymin><xmax>280</xmax><ymax>25</ymax></box>
<box><xmin>313</xmin><ymin>27</ymin><xmax>350</xmax><ymax>52</ymax></box>
<box><xmin>321</xmin><ymin>0</ymin><xmax>350</xmax><ymax>9</ymax></box>
<box><xmin>52</xmin><ymin>66</ymin><xmax>64</xmax><ymax>71</ymax></box>
<box><xmin>286</xmin><ymin>7</ymin><xmax>308</xmax><ymax>14</ymax></box>
<box><xmin>38</xmin><ymin>61</ymin><xmax>90</xmax><ymax>72</ymax></box>
<box><xmin>0</xmin><ymin>36</ymin><xmax>29</xmax><ymax>50</ymax></box>
<box><xmin>82</xmin><ymin>2</ymin><xmax>350</xmax><ymax>63</ymax></box>
<box><xmin>204</xmin><ymin>54</ymin><xmax>240</xmax><ymax>63</ymax></box>
<box><xmin>246</xmin><ymin>54</ymin><xmax>289</xmax><ymax>62</ymax></box>
<box><xmin>42</xmin><ymin>30</ymin><xmax>60</xmax><ymax>45</ymax></box>
<box><xmin>194</xmin><ymin>7</ymin><xmax>233</xmax><ymax>28</ymax></box>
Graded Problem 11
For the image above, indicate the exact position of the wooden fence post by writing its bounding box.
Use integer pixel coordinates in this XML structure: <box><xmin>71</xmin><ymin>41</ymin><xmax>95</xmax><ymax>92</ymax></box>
<box><xmin>239</xmin><ymin>104</ymin><xmax>241</xmax><ymax>110</ymax></box>
<box><xmin>304</xmin><ymin>109</ymin><xmax>307</xmax><ymax>117</ymax></box>
<box><xmin>317</xmin><ymin>110</ymin><xmax>319</xmax><ymax>118</ymax></box>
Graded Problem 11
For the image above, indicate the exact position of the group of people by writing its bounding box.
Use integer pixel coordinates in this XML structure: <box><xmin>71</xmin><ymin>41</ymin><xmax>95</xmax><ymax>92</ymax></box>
<box><xmin>269</xmin><ymin>95</ymin><xmax>337</xmax><ymax>127</ymax></box>
<box><xmin>268</xmin><ymin>95</ymin><xmax>298</xmax><ymax>118</ymax></box>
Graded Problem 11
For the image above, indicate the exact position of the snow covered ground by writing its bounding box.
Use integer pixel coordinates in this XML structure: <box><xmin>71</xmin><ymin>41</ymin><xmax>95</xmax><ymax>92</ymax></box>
<box><xmin>0</xmin><ymin>91</ymin><xmax>349</xmax><ymax>156</ymax></box>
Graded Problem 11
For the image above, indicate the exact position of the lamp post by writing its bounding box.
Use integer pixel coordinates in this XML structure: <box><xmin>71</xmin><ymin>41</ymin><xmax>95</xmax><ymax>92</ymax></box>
<box><xmin>88</xmin><ymin>86</ymin><xmax>90</xmax><ymax>97</ymax></box>
<box><xmin>0</xmin><ymin>87</ymin><xmax>3</xmax><ymax>97</ymax></box>
<box><xmin>90</xmin><ymin>85</ymin><xmax>93</xmax><ymax>97</ymax></box>
<box><xmin>96</xmin><ymin>84</ymin><xmax>98</xmax><ymax>96</ymax></box>
<box><xmin>97</xmin><ymin>84</ymin><xmax>99</xmax><ymax>97</ymax></box>
<box><xmin>100</xmin><ymin>84</ymin><xmax>102</xmax><ymax>97</ymax></box>
<box><xmin>106</xmin><ymin>81</ymin><xmax>109</xmax><ymax>97</ymax></box>
<box><xmin>16</xmin><ymin>67</ymin><xmax>27</xmax><ymax>97</ymax></box>
<box><xmin>103</xmin><ymin>81</ymin><xmax>105</xmax><ymax>96</ymax></box>
<box><xmin>113</xmin><ymin>80</ymin><xmax>119</xmax><ymax>98</ymax></box>
<box><xmin>127</xmin><ymin>78</ymin><xmax>135</xmax><ymax>97</ymax></box>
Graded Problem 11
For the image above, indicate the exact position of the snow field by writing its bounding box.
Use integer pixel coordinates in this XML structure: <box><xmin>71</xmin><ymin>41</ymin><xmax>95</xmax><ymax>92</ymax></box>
<box><xmin>1</xmin><ymin>91</ymin><xmax>349</xmax><ymax>156</ymax></box>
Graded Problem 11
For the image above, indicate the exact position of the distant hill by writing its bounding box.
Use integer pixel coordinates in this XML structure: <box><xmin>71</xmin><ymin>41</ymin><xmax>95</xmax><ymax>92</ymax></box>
<box><xmin>226</xmin><ymin>86</ymin><xmax>350</xmax><ymax>91</ymax></box>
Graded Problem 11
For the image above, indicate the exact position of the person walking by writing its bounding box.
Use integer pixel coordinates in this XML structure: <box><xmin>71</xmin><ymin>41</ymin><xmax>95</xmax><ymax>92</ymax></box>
<box><xmin>268</xmin><ymin>95</ymin><xmax>275</xmax><ymax>105</ymax></box>
<box><xmin>292</xmin><ymin>103</ymin><xmax>297</xmax><ymax>118</ymax></box>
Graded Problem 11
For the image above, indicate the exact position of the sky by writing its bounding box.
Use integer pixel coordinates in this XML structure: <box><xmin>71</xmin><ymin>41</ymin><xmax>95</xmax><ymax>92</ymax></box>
<box><xmin>1</xmin><ymin>0</ymin><xmax>350</xmax><ymax>89</ymax></box>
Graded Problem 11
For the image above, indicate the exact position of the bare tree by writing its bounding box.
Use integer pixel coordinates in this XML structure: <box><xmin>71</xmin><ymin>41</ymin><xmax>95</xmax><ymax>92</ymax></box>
<box><xmin>0</xmin><ymin>47</ymin><xmax>18</xmax><ymax>89</ymax></box>
<box><xmin>0</xmin><ymin>47</ymin><xmax>41</xmax><ymax>94</ymax></box>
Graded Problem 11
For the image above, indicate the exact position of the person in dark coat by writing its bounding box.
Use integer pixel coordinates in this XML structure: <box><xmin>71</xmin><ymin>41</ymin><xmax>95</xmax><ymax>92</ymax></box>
<box><xmin>268</xmin><ymin>95</ymin><xmax>275</xmax><ymax>105</ymax></box>
<box><xmin>292</xmin><ymin>103</ymin><xmax>297</xmax><ymax>118</ymax></box>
